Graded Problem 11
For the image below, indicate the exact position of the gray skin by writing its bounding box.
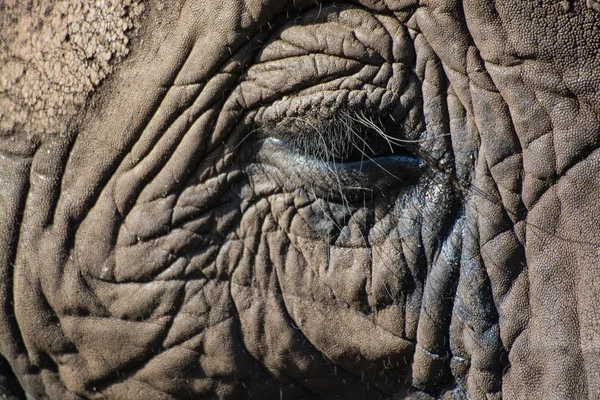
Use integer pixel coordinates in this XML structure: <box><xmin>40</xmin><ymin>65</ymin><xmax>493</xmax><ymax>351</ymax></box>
<box><xmin>2</xmin><ymin>0</ymin><xmax>600</xmax><ymax>399</ymax></box>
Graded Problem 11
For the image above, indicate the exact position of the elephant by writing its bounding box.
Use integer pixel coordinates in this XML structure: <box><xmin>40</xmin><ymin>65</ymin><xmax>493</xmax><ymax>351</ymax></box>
<box><xmin>2</xmin><ymin>0</ymin><xmax>600</xmax><ymax>398</ymax></box>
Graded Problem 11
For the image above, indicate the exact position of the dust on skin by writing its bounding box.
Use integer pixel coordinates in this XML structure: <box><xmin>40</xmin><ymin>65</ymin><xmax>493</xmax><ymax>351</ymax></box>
<box><xmin>0</xmin><ymin>0</ymin><xmax>146</xmax><ymax>136</ymax></box>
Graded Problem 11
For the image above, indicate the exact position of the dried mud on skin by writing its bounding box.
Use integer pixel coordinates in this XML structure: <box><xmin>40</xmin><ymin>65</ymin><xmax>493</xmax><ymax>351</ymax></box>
<box><xmin>0</xmin><ymin>0</ymin><xmax>145</xmax><ymax>136</ymax></box>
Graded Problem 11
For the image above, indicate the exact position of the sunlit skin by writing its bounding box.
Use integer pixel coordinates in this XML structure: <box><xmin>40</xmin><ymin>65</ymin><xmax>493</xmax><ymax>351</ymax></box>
<box><xmin>2</xmin><ymin>1</ymin><xmax>600</xmax><ymax>399</ymax></box>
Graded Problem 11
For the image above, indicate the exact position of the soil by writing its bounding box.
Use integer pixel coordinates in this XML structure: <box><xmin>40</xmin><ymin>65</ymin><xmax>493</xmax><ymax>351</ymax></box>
<box><xmin>0</xmin><ymin>0</ymin><xmax>145</xmax><ymax>137</ymax></box>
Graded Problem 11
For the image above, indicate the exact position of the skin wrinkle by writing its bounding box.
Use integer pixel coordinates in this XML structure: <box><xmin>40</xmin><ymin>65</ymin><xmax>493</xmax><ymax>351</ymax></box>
<box><xmin>231</xmin><ymin>240</ymin><xmax>373</xmax><ymax>397</ymax></box>
<box><xmin>1</xmin><ymin>0</ymin><xmax>599</xmax><ymax>399</ymax></box>
<box><xmin>266</xmin><ymin>170</ymin><xmax>422</xmax><ymax>380</ymax></box>
<box><xmin>464</xmin><ymin>0</ymin><xmax>600</xmax><ymax>395</ymax></box>
<box><xmin>229</xmin><ymin>236</ymin><xmax>335</xmax><ymax>396</ymax></box>
<box><xmin>274</xmin><ymin>288</ymin><xmax>405</xmax><ymax>394</ymax></box>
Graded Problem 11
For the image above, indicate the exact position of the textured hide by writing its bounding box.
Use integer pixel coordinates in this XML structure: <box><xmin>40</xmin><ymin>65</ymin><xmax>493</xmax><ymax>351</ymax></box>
<box><xmin>1</xmin><ymin>0</ymin><xmax>600</xmax><ymax>399</ymax></box>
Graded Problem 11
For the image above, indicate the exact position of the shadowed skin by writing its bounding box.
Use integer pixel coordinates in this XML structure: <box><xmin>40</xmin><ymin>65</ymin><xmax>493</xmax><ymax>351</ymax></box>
<box><xmin>1</xmin><ymin>0</ymin><xmax>600</xmax><ymax>399</ymax></box>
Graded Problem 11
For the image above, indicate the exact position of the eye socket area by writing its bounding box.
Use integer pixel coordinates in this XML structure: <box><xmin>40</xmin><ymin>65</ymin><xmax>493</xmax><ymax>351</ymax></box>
<box><xmin>245</xmin><ymin>111</ymin><xmax>424</xmax><ymax>202</ymax></box>
<box><xmin>291</xmin><ymin>126</ymin><xmax>414</xmax><ymax>165</ymax></box>
<box><xmin>257</xmin><ymin>111</ymin><xmax>421</xmax><ymax>166</ymax></box>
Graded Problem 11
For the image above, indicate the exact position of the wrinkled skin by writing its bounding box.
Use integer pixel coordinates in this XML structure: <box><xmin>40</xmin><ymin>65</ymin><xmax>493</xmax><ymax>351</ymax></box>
<box><xmin>2</xmin><ymin>0</ymin><xmax>600</xmax><ymax>399</ymax></box>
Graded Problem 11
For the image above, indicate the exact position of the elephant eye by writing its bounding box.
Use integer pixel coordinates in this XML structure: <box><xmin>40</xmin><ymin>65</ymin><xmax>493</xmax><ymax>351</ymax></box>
<box><xmin>234</xmin><ymin>5</ymin><xmax>432</xmax><ymax>200</ymax></box>
<box><xmin>277</xmin><ymin>112</ymin><xmax>415</xmax><ymax>165</ymax></box>
<box><xmin>246</xmin><ymin>110</ymin><xmax>424</xmax><ymax>202</ymax></box>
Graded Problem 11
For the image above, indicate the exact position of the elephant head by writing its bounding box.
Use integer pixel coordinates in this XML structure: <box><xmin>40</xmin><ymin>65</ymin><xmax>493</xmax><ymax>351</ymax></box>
<box><xmin>2</xmin><ymin>0</ymin><xmax>600</xmax><ymax>398</ymax></box>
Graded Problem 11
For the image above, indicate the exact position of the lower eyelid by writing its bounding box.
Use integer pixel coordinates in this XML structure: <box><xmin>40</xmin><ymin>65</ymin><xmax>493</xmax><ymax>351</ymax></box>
<box><xmin>245</xmin><ymin>137</ymin><xmax>423</xmax><ymax>202</ymax></box>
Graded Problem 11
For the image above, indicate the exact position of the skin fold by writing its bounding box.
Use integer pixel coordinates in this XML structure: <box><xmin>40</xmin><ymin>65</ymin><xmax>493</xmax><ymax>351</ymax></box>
<box><xmin>1</xmin><ymin>0</ymin><xmax>600</xmax><ymax>398</ymax></box>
